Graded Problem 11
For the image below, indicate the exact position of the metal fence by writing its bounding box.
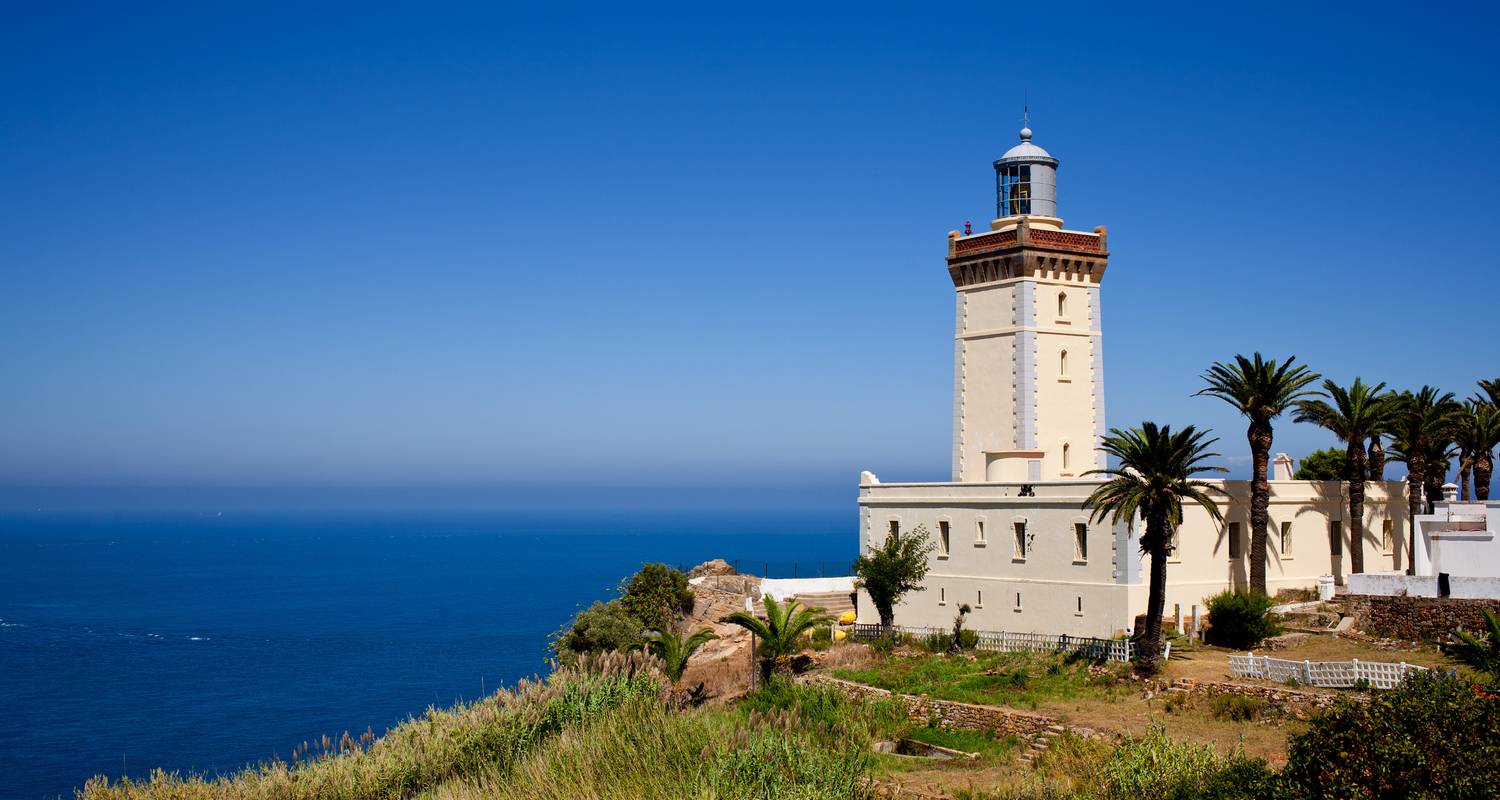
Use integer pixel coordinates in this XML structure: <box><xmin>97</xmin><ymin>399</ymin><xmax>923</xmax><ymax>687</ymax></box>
<box><xmin>1227</xmin><ymin>653</ymin><xmax>1427</xmax><ymax>689</ymax></box>
<box><xmin>673</xmin><ymin>560</ymin><xmax>855</xmax><ymax>579</ymax></box>
<box><xmin>848</xmin><ymin>623</ymin><xmax>1142</xmax><ymax>663</ymax></box>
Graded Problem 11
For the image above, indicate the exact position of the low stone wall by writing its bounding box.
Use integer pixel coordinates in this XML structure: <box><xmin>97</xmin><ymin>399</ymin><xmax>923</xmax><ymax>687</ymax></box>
<box><xmin>1345</xmin><ymin>594</ymin><xmax>1500</xmax><ymax>641</ymax></box>
<box><xmin>813</xmin><ymin>676</ymin><xmax>1098</xmax><ymax>739</ymax></box>
<box><xmin>1170</xmin><ymin>678</ymin><xmax>1354</xmax><ymax>712</ymax></box>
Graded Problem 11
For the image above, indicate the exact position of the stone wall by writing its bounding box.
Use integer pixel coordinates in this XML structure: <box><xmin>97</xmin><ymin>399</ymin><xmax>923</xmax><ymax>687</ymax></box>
<box><xmin>1169</xmin><ymin>678</ymin><xmax>1354</xmax><ymax>712</ymax></box>
<box><xmin>1345</xmin><ymin>594</ymin><xmax>1500</xmax><ymax>641</ymax></box>
<box><xmin>813</xmin><ymin>676</ymin><xmax>1102</xmax><ymax>739</ymax></box>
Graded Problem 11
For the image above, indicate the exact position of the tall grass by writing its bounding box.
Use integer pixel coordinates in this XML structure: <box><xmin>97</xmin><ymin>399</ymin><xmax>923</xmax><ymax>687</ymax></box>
<box><xmin>77</xmin><ymin>652</ymin><xmax>666</xmax><ymax>800</ymax></box>
<box><xmin>428</xmin><ymin>691</ymin><xmax>876</xmax><ymax>799</ymax></box>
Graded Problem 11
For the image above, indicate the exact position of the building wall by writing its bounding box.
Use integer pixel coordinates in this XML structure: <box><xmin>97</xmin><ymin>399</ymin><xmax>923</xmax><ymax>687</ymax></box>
<box><xmin>857</xmin><ymin>480</ymin><xmax>1133</xmax><ymax>637</ymax></box>
<box><xmin>857</xmin><ymin>477</ymin><xmax>1410</xmax><ymax>635</ymax></box>
<box><xmin>1141</xmin><ymin>479</ymin><xmax>1409</xmax><ymax>615</ymax></box>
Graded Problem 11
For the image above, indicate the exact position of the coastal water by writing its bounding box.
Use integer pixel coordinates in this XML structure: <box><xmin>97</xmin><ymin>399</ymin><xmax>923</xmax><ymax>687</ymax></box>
<box><xmin>0</xmin><ymin>510</ymin><xmax>854</xmax><ymax>799</ymax></box>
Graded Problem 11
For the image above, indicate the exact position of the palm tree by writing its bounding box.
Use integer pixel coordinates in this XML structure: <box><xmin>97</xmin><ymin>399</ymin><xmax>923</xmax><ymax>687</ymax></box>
<box><xmin>1295</xmin><ymin>378</ymin><xmax>1392</xmax><ymax>575</ymax></box>
<box><xmin>1477</xmin><ymin>378</ymin><xmax>1500</xmax><ymax>407</ymax></box>
<box><xmin>1450</xmin><ymin>609</ymin><xmax>1500</xmax><ymax>686</ymax></box>
<box><xmin>1196</xmin><ymin>353</ymin><xmax>1320</xmax><ymax>593</ymax></box>
<box><xmin>720</xmin><ymin>596</ymin><xmax>833</xmax><ymax>684</ymax></box>
<box><xmin>638</xmin><ymin>628</ymin><xmax>718</xmax><ymax>686</ymax></box>
<box><xmin>1454</xmin><ymin>403</ymin><xmax>1500</xmax><ymax>501</ymax></box>
<box><xmin>1367</xmin><ymin>434</ymin><xmax>1387</xmax><ymax>480</ymax></box>
<box><xmin>1084</xmin><ymin>422</ymin><xmax>1226</xmax><ymax>675</ymax></box>
<box><xmin>1387</xmin><ymin>387</ymin><xmax>1460</xmax><ymax>572</ymax></box>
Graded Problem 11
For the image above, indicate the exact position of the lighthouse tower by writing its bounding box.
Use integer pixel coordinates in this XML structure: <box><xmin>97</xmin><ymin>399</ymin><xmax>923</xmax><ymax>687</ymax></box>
<box><xmin>947</xmin><ymin>124</ymin><xmax>1110</xmax><ymax>483</ymax></box>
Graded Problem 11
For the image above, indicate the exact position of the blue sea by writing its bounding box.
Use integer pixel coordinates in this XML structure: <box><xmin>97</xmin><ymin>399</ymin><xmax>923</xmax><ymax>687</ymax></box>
<box><xmin>0</xmin><ymin>511</ymin><xmax>853</xmax><ymax>799</ymax></box>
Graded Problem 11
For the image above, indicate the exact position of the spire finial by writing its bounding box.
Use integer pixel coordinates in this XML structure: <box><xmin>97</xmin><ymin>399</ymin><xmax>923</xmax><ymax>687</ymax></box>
<box><xmin>1019</xmin><ymin>99</ymin><xmax>1032</xmax><ymax>142</ymax></box>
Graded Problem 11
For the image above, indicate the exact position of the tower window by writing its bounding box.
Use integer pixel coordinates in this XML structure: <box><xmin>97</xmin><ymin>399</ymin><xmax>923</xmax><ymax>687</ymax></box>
<box><xmin>976</xmin><ymin>519</ymin><xmax>986</xmax><ymax>544</ymax></box>
<box><xmin>1382</xmin><ymin>520</ymin><xmax>1393</xmax><ymax>555</ymax></box>
<box><xmin>1073</xmin><ymin>522</ymin><xmax>1088</xmax><ymax>562</ymax></box>
<box><xmin>1057</xmin><ymin>291</ymin><xmax>1068</xmax><ymax>318</ymax></box>
<box><xmin>1280</xmin><ymin>521</ymin><xmax>1293</xmax><ymax>556</ymax></box>
<box><xmin>1228</xmin><ymin>522</ymin><xmax>1241</xmax><ymax>559</ymax></box>
<box><xmin>1013</xmin><ymin>521</ymin><xmax>1028</xmax><ymax>560</ymax></box>
<box><xmin>939</xmin><ymin>587</ymin><xmax>946</xmax><ymax>606</ymax></box>
<box><xmin>889</xmin><ymin>520</ymin><xmax>899</xmax><ymax>542</ymax></box>
<box><xmin>977</xmin><ymin>590</ymin><xmax>983</xmax><ymax>607</ymax></box>
<box><xmin>1062</xmin><ymin>443</ymin><xmax>1071</xmax><ymax>471</ymax></box>
<box><xmin>996</xmin><ymin>164</ymin><xmax>1033</xmax><ymax>216</ymax></box>
<box><xmin>1330</xmin><ymin>521</ymin><xmax>1342</xmax><ymax>557</ymax></box>
<box><xmin>938</xmin><ymin>521</ymin><xmax>951</xmax><ymax>556</ymax></box>
<box><xmin>1059</xmin><ymin>349</ymin><xmax>1069</xmax><ymax>378</ymax></box>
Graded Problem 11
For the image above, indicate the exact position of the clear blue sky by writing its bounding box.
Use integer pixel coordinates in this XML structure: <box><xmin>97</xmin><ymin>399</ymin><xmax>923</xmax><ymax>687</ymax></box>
<box><xmin>2</xmin><ymin>2</ymin><xmax>1497</xmax><ymax>510</ymax></box>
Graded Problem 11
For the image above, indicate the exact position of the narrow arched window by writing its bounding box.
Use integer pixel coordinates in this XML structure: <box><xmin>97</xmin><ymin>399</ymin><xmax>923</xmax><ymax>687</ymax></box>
<box><xmin>1060</xmin><ymin>349</ymin><xmax>1069</xmax><ymax>376</ymax></box>
<box><xmin>1062</xmin><ymin>443</ymin><xmax>1071</xmax><ymax>470</ymax></box>
<box><xmin>1057</xmin><ymin>291</ymin><xmax>1068</xmax><ymax>318</ymax></box>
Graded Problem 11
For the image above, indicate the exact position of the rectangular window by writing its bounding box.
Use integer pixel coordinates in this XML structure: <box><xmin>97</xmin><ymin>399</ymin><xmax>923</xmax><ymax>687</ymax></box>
<box><xmin>889</xmin><ymin>520</ymin><xmax>899</xmax><ymax>541</ymax></box>
<box><xmin>1280</xmin><ymin>521</ymin><xmax>1293</xmax><ymax>557</ymax></box>
<box><xmin>1076</xmin><ymin>596</ymin><xmax>1083</xmax><ymax>615</ymax></box>
<box><xmin>1073</xmin><ymin>523</ymin><xmax>1088</xmax><ymax>562</ymax></box>
<box><xmin>938</xmin><ymin>521</ymin><xmax>950</xmax><ymax>556</ymax></box>
<box><xmin>939</xmin><ymin>587</ymin><xmax>946</xmax><ymax>605</ymax></box>
<box><xmin>1330</xmin><ymin>521</ymin><xmax>1343</xmax><ymax>556</ymax></box>
<box><xmin>1228</xmin><ymin>522</ymin><xmax>1241</xmax><ymax>559</ymax></box>
<box><xmin>1013</xmin><ymin>521</ymin><xmax>1028</xmax><ymax>559</ymax></box>
<box><xmin>976</xmin><ymin>590</ymin><xmax>983</xmax><ymax>607</ymax></box>
<box><xmin>1015</xmin><ymin>592</ymin><xmax>1023</xmax><ymax>611</ymax></box>
<box><xmin>976</xmin><ymin>519</ymin><xmax>986</xmax><ymax>544</ymax></box>
<box><xmin>1382</xmin><ymin>520</ymin><xmax>1394</xmax><ymax>555</ymax></box>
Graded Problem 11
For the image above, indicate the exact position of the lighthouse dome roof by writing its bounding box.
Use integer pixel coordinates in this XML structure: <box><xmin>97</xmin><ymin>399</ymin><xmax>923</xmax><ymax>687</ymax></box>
<box><xmin>998</xmin><ymin>127</ymin><xmax>1055</xmax><ymax>162</ymax></box>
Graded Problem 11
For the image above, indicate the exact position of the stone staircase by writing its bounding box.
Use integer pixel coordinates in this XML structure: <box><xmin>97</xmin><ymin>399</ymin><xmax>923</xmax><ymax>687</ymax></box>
<box><xmin>792</xmin><ymin>591</ymin><xmax>856</xmax><ymax>616</ymax></box>
<box><xmin>1018</xmin><ymin>723</ymin><xmax>1067</xmax><ymax>765</ymax></box>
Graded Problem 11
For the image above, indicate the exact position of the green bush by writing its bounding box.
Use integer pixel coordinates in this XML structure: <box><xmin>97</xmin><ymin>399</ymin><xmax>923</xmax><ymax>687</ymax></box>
<box><xmin>551</xmin><ymin>600</ymin><xmax>644</xmax><ymax>665</ymax></box>
<box><xmin>1098</xmin><ymin>723</ymin><xmax>1271</xmax><ymax>800</ymax></box>
<box><xmin>869</xmin><ymin>633</ymin><xmax>899</xmax><ymax>655</ymax></box>
<box><xmin>619</xmin><ymin>562</ymin><xmax>694</xmax><ymax>634</ymax></box>
<box><xmin>738</xmin><ymin>677</ymin><xmax>905</xmax><ymax>742</ymax></box>
<box><xmin>1203</xmin><ymin>590</ymin><xmax>1282</xmax><ymax>649</ymax></box>
<box><xmin>923</xmin><ymin>631</ymin><xmax>950</xmax><ymax>653</ymax></box>
<box><xmin>1281</xmin><ymin>669</ymin><xmax>1500</xmax><ymax>799</ymax></box>
<box><xmin>959</xmin><ymin>629</ymin><xmax>980</xmax><ymax>650</ymax></box>
<box><xmin>1210</xmin><ymin>693</ymin><xmax>1267</xmax><ymax>722</ymax></box>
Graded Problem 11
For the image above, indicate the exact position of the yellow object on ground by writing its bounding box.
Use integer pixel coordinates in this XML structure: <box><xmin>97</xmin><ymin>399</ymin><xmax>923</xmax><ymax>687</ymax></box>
<box><xmin>834</xmin><ymin>629</ymin><xmax>847</xmax><ymax>642</ymax></box>
<box><xmin>838</xmin><ymin>610</ymin><xmax>857</xmax><ymax>625</ymax></box>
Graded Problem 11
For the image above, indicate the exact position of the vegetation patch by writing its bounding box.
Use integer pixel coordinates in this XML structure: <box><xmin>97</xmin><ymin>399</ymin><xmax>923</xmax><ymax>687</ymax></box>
<box><xmin>833</xmin><ymin>652</ymin><xmax>1128</xmax><ymax>710</ymax></box>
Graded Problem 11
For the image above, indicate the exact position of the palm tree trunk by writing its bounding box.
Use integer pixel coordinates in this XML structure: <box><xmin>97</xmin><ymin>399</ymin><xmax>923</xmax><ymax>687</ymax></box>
<box><xmin>1367</xmin><ymin>437</ymin><xmax>1386</xmax><ymax>481</ymax></box>
<box><xmin>1248</xmin><ymin>419</ymin><xmax>1273</xmax><ymax>594</ymax></box>
<box><xmin>1346</xmin><ymin>440</ymin><xmax>1366</xmax><ymax>575</ymax></box>
<box><xmin>1137</xmin><ymin>510</ymin><xmax>1169</xmax><ymax>676</ymax></box>
<box><xmin>1477</xmin><ymin>453</ymin><xmax>1493</xmax><ymax>501</ymax></box>
<box><xmin>1459</xmin><ymin>458</ymin><xmax>1472</xmax><ymax>502</ymax></box>
<box><xmin>1406</xmin><ymin>455</ymin><xmax>1426</xmax><ymax>576</ymax></box>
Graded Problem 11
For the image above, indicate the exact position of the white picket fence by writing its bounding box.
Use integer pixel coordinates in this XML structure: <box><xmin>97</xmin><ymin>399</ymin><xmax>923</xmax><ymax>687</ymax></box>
<box><xmin>1227</xmin><ymin>652</ymin><xmax>1426</xmax><ymax>689</ymax></box>
<box><xmin>849</xmin><ymin>623</ymin><xmax>1150</xmax><ymax>663</ymax></box>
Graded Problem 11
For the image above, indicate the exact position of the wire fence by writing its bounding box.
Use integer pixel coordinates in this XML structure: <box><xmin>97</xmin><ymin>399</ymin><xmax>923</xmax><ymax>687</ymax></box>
<box><xmin>848</xmin><ymin>623</ymin><xmax>1146</xmax><ymax>663</ymax></box>
<box><xmin>672</xmin><ymin>560</ymin><xmax>856</xmax><ymax>579</ymax></box>
<box><xmin>1227</xmin><ymin>653</ymin><xmax>1426</xmax><ymax>689</ymax></box>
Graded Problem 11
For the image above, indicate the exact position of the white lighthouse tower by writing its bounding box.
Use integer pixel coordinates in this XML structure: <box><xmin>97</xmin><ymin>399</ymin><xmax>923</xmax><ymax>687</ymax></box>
<box><xmin>948</xmin><ymin>123</ymin><xmax>1110</xmax><ymax>483</ymax></box>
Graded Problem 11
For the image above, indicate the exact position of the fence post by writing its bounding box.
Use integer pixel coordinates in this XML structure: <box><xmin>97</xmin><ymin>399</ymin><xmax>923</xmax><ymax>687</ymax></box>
<box><xmin>1352</xmin><ymin>658</ymin><xmax>1360</xmax><ymax>686</ymax></box>
<box><xmin>1174</xmin><ymin>603</ymin><xmax>1183</xmax><ymax>635</ymax></box>
<box><xmin>1303</xmin><ymin>660</ymin><xmax>1312</xmax><ymax>685</ymax></box>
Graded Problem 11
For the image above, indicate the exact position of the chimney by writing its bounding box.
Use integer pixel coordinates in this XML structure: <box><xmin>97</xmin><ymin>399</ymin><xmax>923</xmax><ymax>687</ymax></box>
<box><xmin>1271</xmin><ymin>453</ymin><xmax>1295</xmax><ymax>481</ymax></box>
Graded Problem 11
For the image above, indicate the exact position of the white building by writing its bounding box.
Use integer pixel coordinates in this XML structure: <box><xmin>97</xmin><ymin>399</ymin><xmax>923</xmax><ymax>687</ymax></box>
<box><xmin>856</xmin><ymin>125</ymin><xmax>1409</xmax><ymax>637</ymax></box>
<box><xmin>1348</xmin><ymin>489</ymin><xmax>1500</xmax><ymax>599</ymax></box>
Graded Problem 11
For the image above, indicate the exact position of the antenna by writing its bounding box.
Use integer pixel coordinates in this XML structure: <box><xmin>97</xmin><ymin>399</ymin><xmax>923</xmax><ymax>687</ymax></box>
<box><xmin>1023</xmin><ymin>90</ymin><xmax>1029</xmax><ymax>128</ymax></box>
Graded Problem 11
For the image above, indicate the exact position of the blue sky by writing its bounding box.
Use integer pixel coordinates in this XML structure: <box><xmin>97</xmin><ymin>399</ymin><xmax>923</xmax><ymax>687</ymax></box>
<box><xmin>2</xmin><ymin>2</ymin><xmax>1497</xmax><ymax>509</ymax></box>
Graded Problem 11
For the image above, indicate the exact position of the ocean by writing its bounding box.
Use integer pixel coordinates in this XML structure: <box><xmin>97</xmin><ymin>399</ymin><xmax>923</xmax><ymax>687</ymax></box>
<box><xmin>0</xmin><ymin>510</ymin><xmax>854</xmax><ymax>799</ymax></box>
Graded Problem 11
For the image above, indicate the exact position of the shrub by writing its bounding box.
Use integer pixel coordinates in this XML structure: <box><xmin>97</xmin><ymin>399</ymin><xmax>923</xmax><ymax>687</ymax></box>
<box><xmin>1203</xmin><ymin>590</ymin><xmax>1282</xmax><ymax>649</ymax></box>
<box><xmin>551</xmin><ymin>600</ymin><xmax>644</xmax><ymax>665</ymax></box>
<box><xmin>738</xmin><ymin>677</ymin><xmax>905</xmax><ymax>742</ymax></box>
<box><xmin>619</xmin><ymin>563</ymin><xmax>694</xmax><ymax>634</ymax></box>
<box><xmin>959</xmin><ymin>629</ymin><xmax>980</xmax><ymax>650</ymax></box>
<box><xmin>1210</xmin><ymin>693</ymin><xmax>1267</xmax><ymax>722</ymax></box>
<box><xmin>923</xmin><ymin>631</ymin><xmax>950</xmax><ymax>653</ymax></box>
<box><xmin>1281</xmin><ymin>669</ymin><xmax>1500</xmax><ymax>799</ymax></box>
<box><xmin>869</xmin><ymin>633</ymin><xmax>899</xmax><ymax>655</ymax></box>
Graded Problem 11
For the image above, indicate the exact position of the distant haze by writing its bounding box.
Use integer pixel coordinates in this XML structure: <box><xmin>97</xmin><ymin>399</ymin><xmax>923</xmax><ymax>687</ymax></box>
<box><xmin>2</xmin><ymin>5</ymin><xmax>1496</xmax><ymax>510</ymax></box>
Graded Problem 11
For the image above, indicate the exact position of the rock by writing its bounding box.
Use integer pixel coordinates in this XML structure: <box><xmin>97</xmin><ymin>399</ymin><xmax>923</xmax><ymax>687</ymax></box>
<box><xmin>688</xmin><ymin>559</ymin><xmax>736</xmax><ymax>578</ymax></box>
<box><xmin>1263</xmin><ymin>632</ymin><xmax>1311</xmax><ymax>651</ymax></box>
